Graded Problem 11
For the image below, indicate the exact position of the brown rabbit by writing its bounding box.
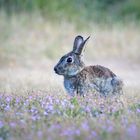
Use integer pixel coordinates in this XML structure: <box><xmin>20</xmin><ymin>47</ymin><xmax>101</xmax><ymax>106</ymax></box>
<box><xmin>54</xmin><ymin>35</ymin><xmax>123</xmax><ymax>97</ymax></box>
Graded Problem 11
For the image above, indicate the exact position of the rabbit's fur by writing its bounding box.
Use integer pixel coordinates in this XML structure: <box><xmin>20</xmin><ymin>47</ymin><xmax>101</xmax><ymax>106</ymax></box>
<box><xmin>54</xmin><ymin>35</ymin><xmax>123</xmax><ymax>97</ymax></box>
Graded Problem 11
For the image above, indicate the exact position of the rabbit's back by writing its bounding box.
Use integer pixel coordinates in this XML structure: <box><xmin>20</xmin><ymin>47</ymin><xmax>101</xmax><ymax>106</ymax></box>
<box><xmin>76</xmin><ymin>65</ymin><xmax>123</xmax><ymax>96</ymax></box>
<box><xmin>80</xmin><ymin>65</ymin><xmax>116</xmax><ymax>79</ymax></box>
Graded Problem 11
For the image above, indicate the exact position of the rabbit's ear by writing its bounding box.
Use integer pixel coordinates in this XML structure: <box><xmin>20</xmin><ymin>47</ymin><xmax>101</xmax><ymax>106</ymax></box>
<box><xmin>73</xmin><ymin>35</ymin><xmax>90</xmax><ymax>55</ymax></box>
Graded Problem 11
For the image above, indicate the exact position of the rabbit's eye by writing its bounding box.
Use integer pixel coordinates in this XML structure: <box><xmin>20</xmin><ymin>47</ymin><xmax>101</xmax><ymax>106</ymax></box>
<box><xmin>66</xmin><ymin>57</ymin><xmax>73</xmax><ymax>63</ymax></box>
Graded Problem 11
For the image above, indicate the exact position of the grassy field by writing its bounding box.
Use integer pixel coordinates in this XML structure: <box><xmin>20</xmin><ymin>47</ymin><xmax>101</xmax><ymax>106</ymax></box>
<box><xmin>0</xmin><ymin>13</ymin><xmax>140</xmax><ymax>140</ymax></box>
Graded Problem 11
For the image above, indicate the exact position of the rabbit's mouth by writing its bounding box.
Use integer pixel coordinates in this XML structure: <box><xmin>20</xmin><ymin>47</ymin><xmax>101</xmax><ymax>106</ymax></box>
<box><xmin>54</xmin><ymin>70</ymin><xmax>63</xmax><ymax>75</ymax></box>
<box><xmin>54</xmin><ymin>67</ymin><xmax>64</xmax><ymax>75</ymax></box>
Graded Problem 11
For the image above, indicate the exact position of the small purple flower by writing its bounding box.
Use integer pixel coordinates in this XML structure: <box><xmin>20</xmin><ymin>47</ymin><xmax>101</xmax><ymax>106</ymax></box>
<box><xmin>43</xmin><ymin>104</ymin><xmax>54</xmax><ymax>115</ymax></box>
<box><xmin>5</xmin><ymin>105</ymin><xmax>10</xmax><ymax>111</ymax></box>
<box><xmin>70</xmin><ymin>104</ymin><xmax>74</xmax><ymax>109</ymax></box>
<box><xmin>31</xmin><ymin>116</ymin><xmax>37</xmax><ymax>121</ymax></box>
<box><xmin>0</xmin><ymin>95</ymin><xmax>2</xmax><ymax>99</ymax></box>
<box><xmin>55</xmin><ymin>99</ymin><xmax>60</xmax><ymax>104</ymax></box>
<box><xmin>6</xmin><ymin>96</ymin><xmax>11</xmax><ymax>102</ymax></box>
<box><xmin>30</xmin><ymin>107</ymin><xmax>38</xmax><ymax>114</ymax></box>
<box><xmin>24</xmin><ymin>100</ymin><xmax>29</xmax><ymax>106</ymax></box>
<box><xmin>61</xmin><ymin>129</ymin><xmax>75</xmax><ymax>136</ymax></box>
<box><xmin>43</xmin><ymin>111</ymin><xmax>48</xmax><ymax>116</ymax></box>
<box><xmin>41</xmin><ymin>101</ymin><xmax>46</xmax><ymax>108</ymax></box>
<box><xmin>85</xmin><ymin>106</ymin><xmax>91</xmax><ymax>113</ymax></box>
<box><xmin>81</xmin><ymin>122</ymin><xmax>89</xmax><ymax>131</ymax></box>
<box><xmin>29</xmin><ymin>96</ymin><xmax>33</xmax><ymax>100</ymax></box>
<box><xmin>0</xmin><ymin>121</ymin><xmax>4</xmax><ymax>128</ymax></box>
<box><xmin>127</xmin><ymin>123</ymin><xmax>138</xmax><ymax>138</ymax></box>
<box><xmin>136</xmin><ymin>108</ymin><xmax>140</xmax><ymax>113</ymax></box>
<box><xmin>121</xmin><ymin>117</ymin><xmax>128</xmax><ymax>125</ymax></box>
<box><xmin>91</xmin><ymin>131</ymin><xmax>97</xmax><ymax>137</ymax></box>
<box><xmin>16</xmin><ymin>97</ymin><xmax>20</xmax><ymax>103</ymax></box>
<box><xmin>47</xmin><ymin>104</ymin><xmax>54</xmax><ymax>111</ymax></box>
<box><xmin>9</xmin><ymin>122</ymin><xmax>16</xmax><ymax>128</ymax></box>
<box><xmin>75</xmin><ymin>129</ymin><xmax>80</xmax><ymax>136</ymax></box>
<box><xmin>48</xmin><ymin>97</ymin><xmax>53</xmax><ymax>104</ymax></box>
<box><xmin>106</xmin><ymin>125</ymin><xmax>113</xmax><ymax>132</ymax></box>
<box><xmin>61</xmin><ymin>100</ymin><xmax>68</xmax><ymax>108</ymax></box>
<box><xmin>20</xmin><ymin>119</ymin><xmax>25</xmax><ymax>124</ymax></box>
<box><xmin>48</xmin><ymin>124</ymin><xmax>61</xmax><ymax>131</ymax></box>
<box><xmin>16</xmin><ymin>112</ymin><xmax>23</xmax><ymax>116</ymax></box>
<box><xmin>37</xmin><ymin>130</ymin><xmax>43</xmax><ymax>138</ymax></box>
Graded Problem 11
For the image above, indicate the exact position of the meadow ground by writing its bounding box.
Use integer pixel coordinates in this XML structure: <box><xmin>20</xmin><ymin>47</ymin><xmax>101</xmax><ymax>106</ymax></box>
<box><xmin>0</xmin><ymin>13</ymin><xmax>140</xmax><ymax>140</ymax></box>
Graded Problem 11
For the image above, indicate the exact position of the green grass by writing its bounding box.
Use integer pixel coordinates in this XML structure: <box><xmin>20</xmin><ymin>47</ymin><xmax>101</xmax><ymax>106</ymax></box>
<box><xmin>0</xmin><ymin>0</ymin><xmax>140</xmax><ymax>24</ymax></box>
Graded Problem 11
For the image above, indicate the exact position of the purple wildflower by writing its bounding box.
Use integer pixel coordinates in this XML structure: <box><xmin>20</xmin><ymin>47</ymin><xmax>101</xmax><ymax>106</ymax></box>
<box><xmin>6</xmin><ymin>96</ymin><xmax>11</xmax><ymax>102</ymax></box>
<box><xmin>81</xmin><ymin>121</ymin><xmax>89</xmax><ymax>131</ymax></box>
<box><xmin>127</xmin><ymin>123</ymin><xmax>138</xmax><ymax>138</ymax></box>
<box><xmin>91</xmin><ymin>131</ymin><xmax>97</xmax><ymax>137</ymax></box>
<box><xmin>0</xmin><ymin>121</ymin><xmax>4</xmax><ymax>128</ymax></box>
<box><xmin>136</xmin><ymin>108</ymin><xmax>140</xmax><ymax>113</ymax></box>
<box><xmin>37</xmin><ymin>130</ymin><xmax>43</xmax><ymax>138</ymax></box>
<box><xmin>9</xmin><ymin>122</ymin><xmax>17</xmax><ymax>128</ymax></box>
<box><xmin>5</xmin><ymin>105</ymin><xmax>10</xmax><ymax>111</ymax></box>
<box><xmin>61</xmin><ymin>128</ymin><xmax>76</xmax><ymax>136</ymax></box>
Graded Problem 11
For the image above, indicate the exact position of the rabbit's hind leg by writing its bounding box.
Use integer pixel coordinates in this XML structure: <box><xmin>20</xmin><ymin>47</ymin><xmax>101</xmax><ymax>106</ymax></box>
<box><xmin>111</xmin><ymin>77</ymin><xmax>123</xmax><ymax>95</ymax></box>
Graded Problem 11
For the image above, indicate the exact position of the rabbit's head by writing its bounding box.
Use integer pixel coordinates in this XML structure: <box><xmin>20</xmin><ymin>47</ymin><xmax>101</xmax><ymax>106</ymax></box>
<box><xmin>54</xmin><ymin>35</ymin><xmax>90</xmax><ymax>77</ymax></box>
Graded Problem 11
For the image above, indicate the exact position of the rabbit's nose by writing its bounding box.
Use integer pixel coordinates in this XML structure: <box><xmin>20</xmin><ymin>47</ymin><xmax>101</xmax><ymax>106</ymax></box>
<box><xmin>54</xmin><ymin>67</ymin><xmax>58</xmax><ymax>72</ymax></box>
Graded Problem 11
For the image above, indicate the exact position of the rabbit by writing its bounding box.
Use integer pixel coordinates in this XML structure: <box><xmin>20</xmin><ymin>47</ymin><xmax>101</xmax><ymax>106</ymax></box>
<box><xmin>54</xmin><ymin>35</ymin><xmax>123</xmax><ymax>97</ymax></box>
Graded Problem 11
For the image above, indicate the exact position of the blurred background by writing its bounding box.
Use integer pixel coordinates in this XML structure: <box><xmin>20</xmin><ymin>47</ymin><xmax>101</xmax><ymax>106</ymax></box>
<box><xmin>0</xmin><ymin>0</ymin><xmax>140</xmax><ymax>94</ymax></box>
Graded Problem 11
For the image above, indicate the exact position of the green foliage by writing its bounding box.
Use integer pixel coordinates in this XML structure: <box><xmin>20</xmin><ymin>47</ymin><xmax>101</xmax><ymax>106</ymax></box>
<box><xmin>111</xmin><ymin>109</ymin><xmax>124</xmax><ymax>118</ymax></box>
<box><xmin>0</xmin><ymin>126</ymin><xmax>9</xmax><ymax>140</ymax></box>
<box><xmin>130</xmin><ymin>103</ymin><xmax>140</xmax><ymax>111</ymax></box>
<box><xmin>120</xmin><ymin>0</ymin><xmax>140</xmax><ymax>20</ymax></box>
<box><xmin>70</xmin><ymin>97</ymin><xmax>79</xmax><ymax>106</ymax></box>
<box><xmin>0</xmin><ymin>0</ymin><xmax>140</xmax><ymax>23</ymax></box>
